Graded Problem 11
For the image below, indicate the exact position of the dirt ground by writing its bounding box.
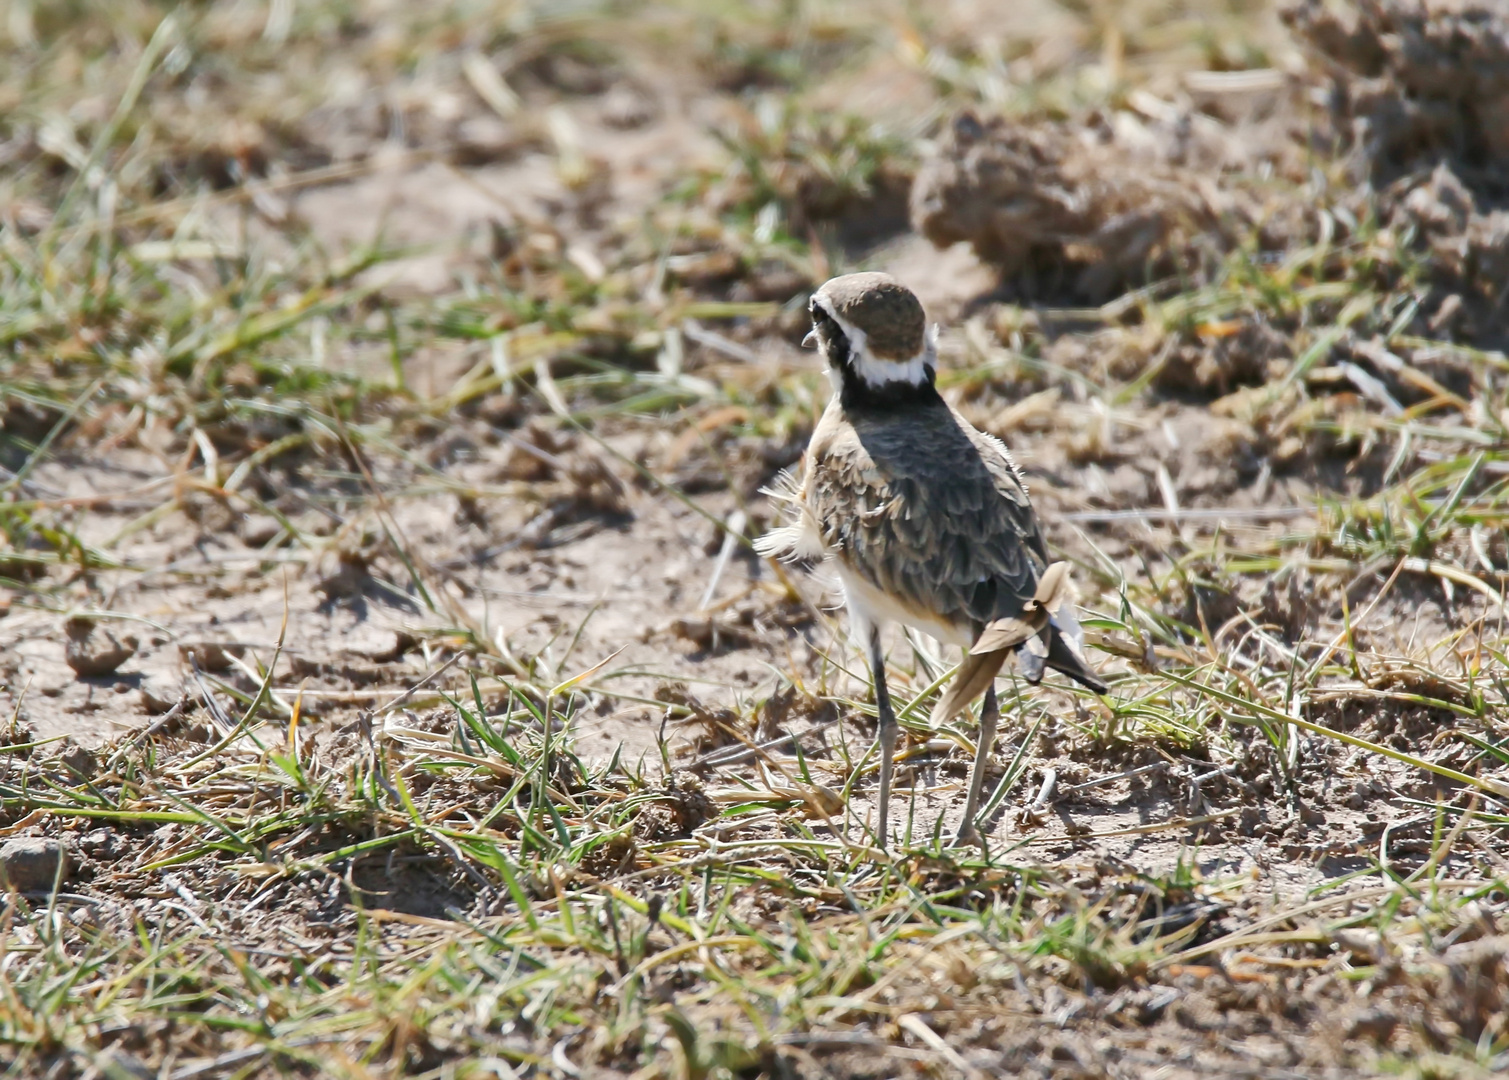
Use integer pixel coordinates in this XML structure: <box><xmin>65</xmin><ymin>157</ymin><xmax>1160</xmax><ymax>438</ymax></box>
<box><xmin>3</xmin><ymin>1</ymin><xmax>1509</xmax><ymax>1078</ymax></box>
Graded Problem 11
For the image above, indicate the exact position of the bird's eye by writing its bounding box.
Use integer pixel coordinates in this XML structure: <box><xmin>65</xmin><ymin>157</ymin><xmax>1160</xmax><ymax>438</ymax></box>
<box><xmin>809</xmin><ymin>307</ymin><xmax>850</xmax><ymax>368</ymax></box>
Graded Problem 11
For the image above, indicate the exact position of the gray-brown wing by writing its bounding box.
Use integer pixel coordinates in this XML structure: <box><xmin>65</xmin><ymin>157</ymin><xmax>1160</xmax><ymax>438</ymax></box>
<box><xmin>807</xmin><ymin>404</ymin><xmax>1049</xmax><ymax>629</ymax></box>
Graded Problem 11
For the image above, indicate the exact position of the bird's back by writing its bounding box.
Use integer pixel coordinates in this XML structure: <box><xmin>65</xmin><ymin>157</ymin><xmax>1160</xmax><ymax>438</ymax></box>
<box><xmin>803</xmin><ymin>396</ymin><xmax>1049</xmax><ymax>635</ymax></box>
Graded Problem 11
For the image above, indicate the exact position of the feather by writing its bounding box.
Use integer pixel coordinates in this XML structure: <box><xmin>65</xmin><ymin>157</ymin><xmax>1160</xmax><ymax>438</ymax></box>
<box><xmin>803</xmin><ymin>397</ymin><xmax>1048</xmax><ymax>632</ymax></box>
<box><xmin>1049</xmin><ymin>602</ymin><xmax>1087</xmax><ymax>658</ymax></box>
<box><xmin>1044</xmin><ymin>624</ymin><xmax>1108</xmax><ymax>693</ymax></box>
<box><xmin>1032</xmin><ymin>561</ymin><xmax>1070</xmax><ymax>612</ymax></box>
<box><xmin>972</xmin><ymin>610</ymin><xmax>1046</xmax><ymax>653</ymax></box>
<box><xmin>759</xmin><ymin>468</ymin><xmax>804</xmax><ymax>507</ymax></box>
<box><xmin>754</xmin><ymin>469</ymin><xmax>825</xmax><ymax>561</ymax></box>
<box><xmin>930</xmin><ymin>648</ymin><xmax>1008</xmax><ymax>725</ymax></box>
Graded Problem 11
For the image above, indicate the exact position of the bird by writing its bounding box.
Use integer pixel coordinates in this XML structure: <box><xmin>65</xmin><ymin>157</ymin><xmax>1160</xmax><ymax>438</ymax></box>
<box><xmin>756</xmin><ymin>271</ymin><xmax>1107</xmax><ymax>848</ymax></box>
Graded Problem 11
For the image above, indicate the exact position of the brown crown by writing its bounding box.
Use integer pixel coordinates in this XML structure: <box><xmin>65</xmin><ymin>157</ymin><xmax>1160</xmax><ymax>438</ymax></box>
<box><xmin>814</xmin><ymin>273</ymin><xmax>926</xmax><ymax>360</ymax></box>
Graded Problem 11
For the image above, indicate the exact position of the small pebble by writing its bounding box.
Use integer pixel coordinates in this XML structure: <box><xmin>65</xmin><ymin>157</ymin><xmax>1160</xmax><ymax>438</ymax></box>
<box><xmin>179</xmin><ymin>641</ymin><xmax>236</xmax><ymax>672</ymax></box>
<box><xmin>239</xmin><ymin>513</ymin><xmax>283</xmax><ymax>548</ymax></box>
<box><xmin>0</xmin><ymin>837</ymin><xmax>71</xmax><ymax>891</ymax></box>
<box><xmin>94</xmin><ymin>1050</ymin><xmax>152</xmax><ymax>1080</ymax></box>
<box><xmin>139</xmin><ymin>678</ymin><xmax>180</xmax><ymax>715</ymax></box>
<box><xmin>57</xmin><ymin>744</ymin><xmax>95</xmax><ymax>781</ymax></box>
<box><xmin>600</xmin><ymin>82</ymin><xmax>655</xmax><ymax>129</ymax></box>
<box><xmin>64</xmin><ymin>617</ymin><xmax>138</xmax><ymax>678</ymax></box>
<box><xmin>79</xmin><ymin>828</ymin><xmax>115</xmax><ymax>855</ymax></box>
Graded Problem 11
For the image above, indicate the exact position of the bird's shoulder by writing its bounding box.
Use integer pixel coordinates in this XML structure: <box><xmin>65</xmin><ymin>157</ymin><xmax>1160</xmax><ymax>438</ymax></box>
<box><xmin>963</xmin><ymin>418</ymin><xmax>1034</xmax><ymax>507</ymax></box>
<box><xmin>806</xmin><ymin>400</ymin><xmax>1034</xmax><ymax>518</ymax></box>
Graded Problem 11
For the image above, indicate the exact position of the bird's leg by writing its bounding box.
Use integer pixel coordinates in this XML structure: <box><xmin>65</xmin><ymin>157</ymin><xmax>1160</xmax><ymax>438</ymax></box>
<box><xmin>955</xmin><ymin>683</ymin><xmax>999</xmax><ymax>846</ymax></box>
<box><xmin>869</xmin><ymin>626</ymin><xmax>897</xmax><ymax>851</ymax></box>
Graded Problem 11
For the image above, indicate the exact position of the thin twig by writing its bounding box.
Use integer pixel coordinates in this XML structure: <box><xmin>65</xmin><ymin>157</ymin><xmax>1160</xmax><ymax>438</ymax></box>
<box><xmin>378</xmin><ymin>654</ymin><xmax>464</xmax><ymax>715</ymax></box>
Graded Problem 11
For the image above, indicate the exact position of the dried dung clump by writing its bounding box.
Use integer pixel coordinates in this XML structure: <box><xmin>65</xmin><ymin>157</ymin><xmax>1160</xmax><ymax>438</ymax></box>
<box><xmin>1163</xmin><ymin>316</ymin><xmax>1294</xmax><ymax>394</ymax></box>
<box><xmin>1385</xmin><ymin>162</ymin><xmax>1509</xmax><ymax>332</ymax></box>
<box><xmin>909</xmin><ymin>111</ymin><xmax>1231</xmax><ymax>302</ymax></box>
<box><xmin>1284</xmin><ymin>0</ymin><xmax>1509</xmax><ymax>187</ymax></box>
<box><xmin>1282</xmin><ymin>0</ymin><xmax>1509</xmax><ymax>337</ymax></box>
<box><xmin>1284</xmin><ymin>0</ymin><xmax>1509</xmax><ymax>339</ymax></box>
<box><xmin>709</xmin><ymin>109</ymin><xmax>914</xmax><ymax>247</ymax></box>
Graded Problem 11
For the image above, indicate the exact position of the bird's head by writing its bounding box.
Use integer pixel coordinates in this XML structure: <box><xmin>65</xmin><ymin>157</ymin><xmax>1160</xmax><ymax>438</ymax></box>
<box><xmin>806</xmin><ymin>272</ymin><xmax>937</xmax><ymax>407</ymax></box>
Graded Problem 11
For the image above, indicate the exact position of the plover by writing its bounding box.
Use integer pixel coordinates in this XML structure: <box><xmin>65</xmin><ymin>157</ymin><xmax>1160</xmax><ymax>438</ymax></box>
<box><xmin>757</xmin><ymin>272</ymin><xmax>1107</xmax><ymax>847</ymax></box>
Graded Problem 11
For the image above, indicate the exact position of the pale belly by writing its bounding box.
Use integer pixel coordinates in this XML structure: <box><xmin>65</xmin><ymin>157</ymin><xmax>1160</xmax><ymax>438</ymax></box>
<box><xmin>837</xmin><ymin>566</ymin><xmax>975</xmax><ymax>649</ymax></box>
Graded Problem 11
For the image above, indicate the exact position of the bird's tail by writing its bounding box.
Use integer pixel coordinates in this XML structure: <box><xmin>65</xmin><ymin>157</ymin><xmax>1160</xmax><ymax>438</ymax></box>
<box><xmin>929</xmin><ymin>647</ymin><xmax>1009</xmax><ymax>727</ymax></box>
<box><xmin>1040</xmin><ymin>615</ymin><xmax>1109</xmax><ymax>694</ymax></box>
<box><xmin>929</xmin><ymin>562</ymin><xmax>1107</xmax><ymax>725</ymax></box>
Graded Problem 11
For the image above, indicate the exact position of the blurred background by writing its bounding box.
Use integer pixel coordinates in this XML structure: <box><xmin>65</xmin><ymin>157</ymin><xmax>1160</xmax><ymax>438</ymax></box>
<box><xmin>0</xmin><ymin>0</ymin><xmax>1305</xmax><ymax>386</ymax></box>
<box><xmin>5</xmin><ymin>0</ymin><xmax>1502</xmax><ymax>432</ymax></box>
